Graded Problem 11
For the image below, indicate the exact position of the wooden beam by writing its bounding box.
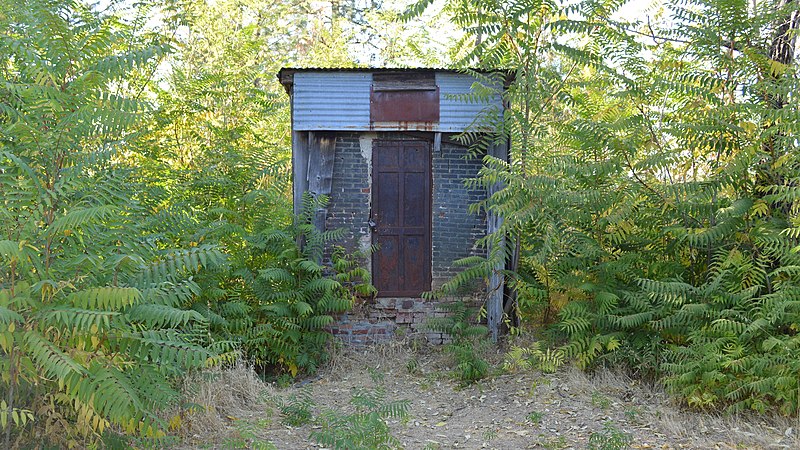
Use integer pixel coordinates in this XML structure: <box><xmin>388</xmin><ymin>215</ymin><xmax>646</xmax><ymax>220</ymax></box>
<box><xmin>395</xmin><ymin>131</ymin><xmax>471</xmax><ymax>148</ymax></box>
<box><xmin>292</xmin><ymin>131</ymin><xmax>310</xmax><ymax>217</ymax></box>
<box><xmin>307</xmin><ymin>132</ymin><xmax>336</xmax><ymax>234</ymax></box>
<box><xmin>486</xmin><ymin>138</ymin><xmax>509</xmax><ymax>342</ymax></box>
<box><xmin>307</xmin><ymin>132</ymin><xmax>336</xmax><ymax>196</ymax></box>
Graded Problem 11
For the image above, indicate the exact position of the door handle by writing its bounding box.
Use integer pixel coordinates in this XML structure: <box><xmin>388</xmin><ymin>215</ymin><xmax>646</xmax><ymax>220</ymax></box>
<box><xmin>368</xmin><ymin>219</ymin><xmax>377</xmax><ymax>233</ymax></box>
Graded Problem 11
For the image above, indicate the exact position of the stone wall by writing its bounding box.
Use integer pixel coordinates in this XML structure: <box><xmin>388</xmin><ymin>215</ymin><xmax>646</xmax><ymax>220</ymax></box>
<box><xmin>325</xmin><ymin>133</ymin><xmax>370</xmax><ymax>255</ymax></box>
<box><xmin>325</xmin><ymin>132</ymin><xmax>486</xmax><ymax>272</ymax></box>
<box><xmin>327</xmin><ymin>297</ymin><xmax>454</xmax><ymax>346</ymax></box>
<box><xmin>322</xmin><ymin>132</ymin><xmax>486</xmax><ymax>345</ymax></box>
<box><xmin>431</xmin><ymin>142</ymin><xmax>487</xmax><ymax>288</ymax></box>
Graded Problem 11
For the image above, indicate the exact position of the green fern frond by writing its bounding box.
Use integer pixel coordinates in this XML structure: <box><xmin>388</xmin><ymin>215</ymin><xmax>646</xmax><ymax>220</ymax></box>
<box><xmin>22</xmin><ymin>330</ymin><xmax>86</xmax><ymax>380</ymax></box>
<box><xmin>126</xmin><ymin>304</ymin><xmax>206</xmax><ymax>328</ymax></box>
<box><xmin>68</xmin><ymin>287</ymin><xmax>141</xmax><ymax>310</ymax></box>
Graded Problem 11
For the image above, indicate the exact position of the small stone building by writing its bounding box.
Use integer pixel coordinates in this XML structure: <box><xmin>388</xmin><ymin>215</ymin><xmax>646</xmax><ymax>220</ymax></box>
<box><xmin>277</xmin><ymin>67</ymin><xmax>508</xmax><ymax>344</ymax></box>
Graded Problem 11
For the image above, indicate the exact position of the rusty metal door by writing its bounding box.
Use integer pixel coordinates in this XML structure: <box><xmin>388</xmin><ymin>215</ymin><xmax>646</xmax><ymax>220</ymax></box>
<box><xmin>372</xmin><ymin>140</ymin><xmax>431</xmax><ymax>297</ymax></box>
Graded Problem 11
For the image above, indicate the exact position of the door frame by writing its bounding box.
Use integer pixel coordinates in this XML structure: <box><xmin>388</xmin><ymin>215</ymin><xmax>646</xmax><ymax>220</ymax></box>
<box><xmin>371</xmin><ymin>138</ymin><xmax>432</xmax><ymax>297</ymax></box>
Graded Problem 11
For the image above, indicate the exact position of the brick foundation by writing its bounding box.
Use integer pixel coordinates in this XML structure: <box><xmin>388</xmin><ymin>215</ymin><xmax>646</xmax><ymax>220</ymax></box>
<box><xmin>326</xmin><ymin>297</ymin><xmax>457</xmax><ymax>346</ymax></box>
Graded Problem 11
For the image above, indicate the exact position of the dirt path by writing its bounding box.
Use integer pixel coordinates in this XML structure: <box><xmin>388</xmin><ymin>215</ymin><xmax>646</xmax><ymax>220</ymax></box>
<box><xmin>177</xmin><ymin>343</ymin><xmax>798</xmax><ymax>449</ymax></box>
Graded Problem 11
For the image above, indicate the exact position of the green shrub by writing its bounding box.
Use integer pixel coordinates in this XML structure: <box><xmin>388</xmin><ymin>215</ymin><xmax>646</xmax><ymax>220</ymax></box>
<box><xmin>587</xmin><ymin>422</ymin><xmax>632</xmax><ymax>450</ymax></box>
<box><xmin>426</xmin><ymin>301</ymin><xmax>491</xmax><ymax>384</ymax></box>
<box><xmin>416</xmin><ymin>0</ymin><xmax>800</xmax><ymax>416</ymax></box>
<box><xmin>277</xmin><ymin>388</ymin><xmax>315</xmax><ymax>427</ymax></box>
<box><xmin>0</xmin><ymin>1</ymin><xmax>225</xmax><ymax>445</ymax></box>
<box><xmin>504</xmin><ymin>343</ymin><xmax>565</xmax><ymax>374</ymax></box>
<box><xmin>311</xmin><ymin>383</ymin><xmax>409</xmax><ymax>450</ymax></box>
<box><xmin>196</xmin><ymin>193</ymin><xmax>376</xmax><ymax>377</ymax></box>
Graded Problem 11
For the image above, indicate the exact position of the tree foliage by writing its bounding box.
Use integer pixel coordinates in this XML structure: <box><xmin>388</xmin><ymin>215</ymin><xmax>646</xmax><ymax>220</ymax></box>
<box><xmin>416</xmin><ymin>0</ymin><xmax>800</xmax><ymax>414</ymax></box>
<box><xmin>0</xmin><ymin>0</ymin><xmax>229</xmax><ymax>446</ymax></box>
<box><xmin>4</xmin><ymin>0</ymin><xmax>800</xmax><ymax>444</ymax></box>
<box><xmin>0</xmin><ymin>0</ymin><xmax>372</xmax><ymax>445</ymax></box>
<box><xmin>197</xmin><ymin>194</ymin><xmax>377</xmax><ymax>377</ymax></box>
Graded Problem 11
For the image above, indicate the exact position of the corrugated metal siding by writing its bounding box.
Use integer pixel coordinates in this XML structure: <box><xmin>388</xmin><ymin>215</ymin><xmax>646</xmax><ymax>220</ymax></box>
<box><xmin>294</xmin><ymin>72</ymin><xmax>371</xmax><ymax>130</ymax></box>
<box><xmin>437</xmin><ymin>72</ymin><xmax>502</xmax><ymax>132</ymax></box>
<box><xmin>291</xmin><ymin>71</ymin><xmax>502</xmax><ymax>132</ymax></box>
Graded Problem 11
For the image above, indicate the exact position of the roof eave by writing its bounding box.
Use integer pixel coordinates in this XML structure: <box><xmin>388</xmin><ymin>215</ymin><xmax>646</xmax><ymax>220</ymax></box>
<box><xmin>276</xmin><ymin>67</ymin><xmax>515</xmax><ymax>94</ymax></box>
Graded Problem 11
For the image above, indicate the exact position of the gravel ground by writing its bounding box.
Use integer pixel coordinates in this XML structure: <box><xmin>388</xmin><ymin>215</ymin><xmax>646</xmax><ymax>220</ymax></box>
<box><xmin>176</xmin><ymin>342</ymin><xmax>798</xmax><ymax>449</ymax></box>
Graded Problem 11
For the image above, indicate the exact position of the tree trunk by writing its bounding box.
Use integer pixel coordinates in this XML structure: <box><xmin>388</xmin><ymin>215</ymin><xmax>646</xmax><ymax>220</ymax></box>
<box><xmin>766</xmin><ymin>0</ymin><xmax>800</xmax><ymax>108</ymax></box>
<box><xmin>757</xmin><ymin>0</ymin><xmax>799</xmax><ymax>197</ymax></box>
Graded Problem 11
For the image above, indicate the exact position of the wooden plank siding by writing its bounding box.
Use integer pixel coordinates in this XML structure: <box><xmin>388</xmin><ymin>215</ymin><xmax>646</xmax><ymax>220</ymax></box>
<box><xmin>307</xmin><ymin>132</ymin><xmax>336</xmax><ymax>233</ymax></box>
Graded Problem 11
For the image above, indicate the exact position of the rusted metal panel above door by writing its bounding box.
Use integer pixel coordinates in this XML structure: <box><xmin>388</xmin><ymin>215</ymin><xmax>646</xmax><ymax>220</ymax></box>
<box><xmin>372</xmin><ymin>72</ymin><xmax>436</xmax><ymax>91</ymax></box>
<box><xmin>370</xmin><ymin>87</ymin><xmax>440</xmax><ymax>123</ymax></box>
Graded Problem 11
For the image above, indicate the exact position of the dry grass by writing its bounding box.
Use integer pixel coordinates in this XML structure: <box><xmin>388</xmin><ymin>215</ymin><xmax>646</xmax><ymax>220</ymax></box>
<box><xmin>560</xmin><ymin>365</ymin><xmax>797</xmax><ymax>448</ymax></box>
<box><xmin>170</xmin><ymin>361</ymin><xmax>275</xmax><ymax>442</ymax></box>
<box><xmin>160</xmin><ymin>340</ymin><xmax>799</xmax><ymax>449</ymax></box>
<box><xmin>321</xmin><ymin>335</ymin><xmax>426</xmax><ymax>380</ymax></box>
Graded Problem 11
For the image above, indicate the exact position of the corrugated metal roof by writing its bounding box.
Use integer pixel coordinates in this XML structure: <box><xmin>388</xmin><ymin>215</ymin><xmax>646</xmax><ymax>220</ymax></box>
<box><xmin>278</xmin><ymin>67</ymin><xmax>510</xmax><ymax>90</ymax></box>
<box><xmin>282</xmin><ymin>66</ymin><xmax>456</xmax><ymax>72</ymax></box>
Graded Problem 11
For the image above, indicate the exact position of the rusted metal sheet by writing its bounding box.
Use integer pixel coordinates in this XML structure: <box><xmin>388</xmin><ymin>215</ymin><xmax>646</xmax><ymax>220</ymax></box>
<box><xmin>372</xmin><ymin>140</ymin><xmax>431</xmax><ymax>297</ymax></box>
<box><xmin>373</xmin><ymin>72</ymin><xmax>436</xmax><ymax>91</ymax></box>
<box><xmin>370</xmin><ymin>87</ymin><xmax>440</xmax><ymax>123</ymax></box>
<box><xmin>369</xmin><ymin>121</ymin><xmax>436</xmax><ymax>131</ymax></box>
